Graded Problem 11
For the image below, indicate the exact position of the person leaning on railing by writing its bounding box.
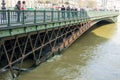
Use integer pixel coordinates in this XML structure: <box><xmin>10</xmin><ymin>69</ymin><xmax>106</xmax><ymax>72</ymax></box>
<box><xmin>21</xmin><ymin>1</ymin><xmax>27</xmax><ymax>19</ymax></box>
<box><xmin>61</xmin><ymin>5</ymin><xmax>65</xmax><ymax>18</ymax></box>
<box><xmin>75</xmin><ymin>8</ymin><xmax>78</xmax><ymax>17</ymax></box>
<box><xmin>15</xmin><ymin>1</ymin><xmax>21</xmax><ymax>22</ymax></box>
<box><xmin>66</xmin><ymin>6</ymin><xmax>70</xmax><ymax>18</ymax></box>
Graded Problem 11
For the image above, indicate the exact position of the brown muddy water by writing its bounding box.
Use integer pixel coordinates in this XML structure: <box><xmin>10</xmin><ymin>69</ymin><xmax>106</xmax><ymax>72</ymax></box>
<box><xmin>1</xmin><ymin>16</ymin><xmax>120</xmax><ymax>80</ymax></box>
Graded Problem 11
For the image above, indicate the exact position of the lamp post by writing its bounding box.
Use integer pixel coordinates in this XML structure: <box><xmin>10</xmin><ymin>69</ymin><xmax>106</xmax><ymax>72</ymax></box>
<box><xmin>1</xmin><ymin>0</ymin><xmax>6</xmax><ymax>19</ymax></box>
<box><xmin>1</xmin><ymin>0</ymin><xmax>6</xmax><ymax>10</ymax></box>
<box><xmin>102</xmin><ymin>0</ymin><xmax>107</xmax><ymax>10</ymax></box>
<box><xmin>62</xmin><ymin>0</ymin><xmax>63</xmax><ymax>5</ymax></box>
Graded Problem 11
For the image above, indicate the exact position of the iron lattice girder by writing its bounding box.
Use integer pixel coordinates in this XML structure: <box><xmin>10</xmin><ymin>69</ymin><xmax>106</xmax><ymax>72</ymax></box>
<box><xmin>0</xmin><ymin>22</ymin><xmax>91</xmax><ymax>78</ymax></box>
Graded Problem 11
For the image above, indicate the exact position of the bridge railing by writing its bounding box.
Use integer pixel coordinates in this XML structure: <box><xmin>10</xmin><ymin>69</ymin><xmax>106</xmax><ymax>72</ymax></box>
<box><xmin>0</xmin><ymin>10</ymin><xmax>119</xmax><ymax>27</ymax></box>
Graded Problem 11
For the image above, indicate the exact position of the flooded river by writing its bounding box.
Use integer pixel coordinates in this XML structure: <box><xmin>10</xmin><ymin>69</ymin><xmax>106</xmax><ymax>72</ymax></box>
<box><xmin>1</xmin><ymin>16</ymin><xmax>120</xmax><ymax>80</ymax></box>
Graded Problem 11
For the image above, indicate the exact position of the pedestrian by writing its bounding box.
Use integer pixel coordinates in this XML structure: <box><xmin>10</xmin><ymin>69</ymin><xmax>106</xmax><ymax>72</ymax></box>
<box><xmin>75</xmin><ymin>8</ymin><xmax>78</xmax><ymax>17</ymax></box>
<box><xmin>61</xmin><ymin>5</ymin><xmax>65</xmax><ymax>18</ymax></box>
<box><xmin>21</xmin><ymin>1</ymin><xmax>26</xmax><ymax>10</ymax></box>
<box><xmin>15</xmin><ymin>1</ymin><xmax>21</xmax><ymax>22</ymax></box>
<box><xmin>21</xmin><ymin>1</ymin><xmax>27</xmax><ymax>19</ymax></box>
<box><xmin>66</xmin><ymin>6</ymin><xmax>70</xmax><ymax>18</ymax></box>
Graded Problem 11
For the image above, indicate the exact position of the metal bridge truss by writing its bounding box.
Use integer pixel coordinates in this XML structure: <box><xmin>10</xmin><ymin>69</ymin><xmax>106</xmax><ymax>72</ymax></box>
<box><xmin>0</xmin><ymin>21</ymin><xmax>91</xmax><ymax>78</ymax></box>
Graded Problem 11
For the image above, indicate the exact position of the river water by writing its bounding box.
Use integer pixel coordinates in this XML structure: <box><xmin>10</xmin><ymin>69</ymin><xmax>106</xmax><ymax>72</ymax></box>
<box><xmin>1</xmin><ymin>16</ymin><xmax>120</xmax><ymax>80</ymax></box>
<box><xmin>17</xmin><ymin>16</ymin><xmax>120</xmax><ymax>80</ymax></box>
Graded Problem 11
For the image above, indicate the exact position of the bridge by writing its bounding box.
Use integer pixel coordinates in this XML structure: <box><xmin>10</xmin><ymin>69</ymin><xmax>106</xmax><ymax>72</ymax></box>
<box><xmin>0</xmin><ymin>10</ymin><xmax>119</xmax><ymax>79</ymax></box>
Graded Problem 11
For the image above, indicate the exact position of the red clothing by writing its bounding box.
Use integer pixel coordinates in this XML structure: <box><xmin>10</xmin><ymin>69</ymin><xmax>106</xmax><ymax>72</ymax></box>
<box><xmin>21</xmin><ymin>4</ymin><xmax>26</xmax><ymax>10</ymax></box>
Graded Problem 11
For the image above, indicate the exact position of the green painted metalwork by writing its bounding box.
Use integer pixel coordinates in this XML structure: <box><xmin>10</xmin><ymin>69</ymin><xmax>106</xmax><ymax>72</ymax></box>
<box><xmin>26</xmin><ymin>26</ymin><xmax>37</xmax><ymax>32</ymax></box>
<box><xmin>46</xmin><ymin>23</ymin><xmax>53</xmax><ymax>29</ymax></box>
<box><xmin>11</xmin><ymin>28</ymin><xmax>24</xmax><ymax>35</ymax></box>
<box><xmin>37</xmin><ymin>25</ymin><xmax>46</xmax><ymax>30</ymax></box>
<box><xmin>7</xmin><ymin>10</ymin><xmax>10</xmax><ymax>26</ymax></box>
<box><xmin>58</xmin><ymin>11</ymin><xmax>60</xmax><ymax>21</ymax></box>
<box><xmin>43</xmin><ymin>10</ymin><xmax>46</xmax><ymax>23</ymax></box>
<box><xmin>34</xmin><ymin>10</ymin><xmax>36</xmax><ymax>24</ymax></box>
<box><xmin>22</xmin><ymin>10</ymin><xmax>25</xmax><ymax>25</ymax></box>
<box><xmin>0</xmin><ymin>10</ymin><xmax>119</xmax><ymax>38</ymax></box>
<box><xmin>54</xmin><ymin>22</ymin><xmax>60</xmax><ymax>27</ymax></box>
<box><xmin>0</xmin><ymin>30</ymin><xmax>11</xmax><ymax>37</ymax></box>
<box><xmin>51</xmin><ymin>10</ymin><xmax>53</xmax><ymax>22</ymax></box>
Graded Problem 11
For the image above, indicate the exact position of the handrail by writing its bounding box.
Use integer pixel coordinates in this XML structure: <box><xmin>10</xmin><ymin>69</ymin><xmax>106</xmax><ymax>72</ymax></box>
<box><xmin>0</xmin><ymin>10</ymin><xmax>119</xmax><ymax>28</ymax></box>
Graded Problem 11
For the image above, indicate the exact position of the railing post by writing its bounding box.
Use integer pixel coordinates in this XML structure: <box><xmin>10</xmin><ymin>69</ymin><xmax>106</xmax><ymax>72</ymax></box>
<box><xmin>83</xmin><ymin>11</ymin><xmax>85</xmax><ymax>21</ymax></box>
<box><xmin>67</xmin><ymin>10</ymin><xmax>70</xmax><ymax>19</ymax></box>
<box><xmin>80</xmin><ymin>10</ymin><xmax>83</xmax><ymax>22</ymax></box>
<box><xmin>43</xmin><ymin>10</ymin><xmax>46</xmax><ymax>23</ymax></box>
<box><xmin>69</xmin><ymin>10</ymin><xmax>70</xmax><ymax>19</ymax></box>
<box><xmin>79</xmin><ymin>10</ymin><xmax>81</xmax><ymax>19</ymax></box>
<box><xmin>83</xmin><ymin>10</ymin><xmax>85</xmax><ymax>20</ymax></box>
<box><xmin>78</xmin><ymin>11</ymin><xmax>81</xmax><ymax>19</ymax></box>
<box><xmin>64</xmin><ymin>10</ymin><xmax>65</xmax><ymax>20</ymax></box>
<box><xmin>51</xmin><ymin>10</ymin><xmax>53</xmax><ymax>22</ymax></box>
<box><xmin>7</xmin><ymin>10</ymin><xmax>10</xmax><ymax>26</ymax></box>
<box><xmin>85</xmin><ymin>11</ymin><xmax>87</xmax><ymax>21</ymax></box>
<box><xmin>34</xmin><ymin>10</ymin><xmax>36</xmax><ymax>24</ymax></box>
<box><xmin>58</xmin><ymin>11</ymin><xmax>60</xmax><ymax>21</ymax></box>
<box><xmin>22</xmin><ymin>10</ymin><xmax>25</xmax><ymax>25</ymax></box>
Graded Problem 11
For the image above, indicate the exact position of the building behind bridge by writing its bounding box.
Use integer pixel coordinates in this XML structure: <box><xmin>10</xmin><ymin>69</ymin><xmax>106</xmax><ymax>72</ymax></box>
<box><xmin>0</xmin><ymin>0</ymin><xmax>120</xmax><ymax>11</ymax></box>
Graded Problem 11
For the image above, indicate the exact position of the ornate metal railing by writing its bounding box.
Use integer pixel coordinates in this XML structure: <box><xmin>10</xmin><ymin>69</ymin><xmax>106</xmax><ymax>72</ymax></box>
<box><xmin>0</xmin><ymin>10</ymin><xmax>118</xmax><ymax>27</ymax></box>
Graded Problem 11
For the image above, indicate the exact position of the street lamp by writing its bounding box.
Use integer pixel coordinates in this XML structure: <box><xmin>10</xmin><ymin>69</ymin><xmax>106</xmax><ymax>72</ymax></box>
<box><xmin>1</xmin><ymin>0</ymin><xmax>6</xmax><ymax>10</ymax></box>
<box><xmin>102</xmin><ymin>0</ymin><xmax>107</xmax><ymax>10</ymax></box>
<box><xmin>1</xmin><ymin>0</ymin><xmax>6</xmax><ymax>19</ymax></box>
<box><xmin>62</xmin><ymin>0</ymin><xmax>63</xmax><ymax>5</ymax></box>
